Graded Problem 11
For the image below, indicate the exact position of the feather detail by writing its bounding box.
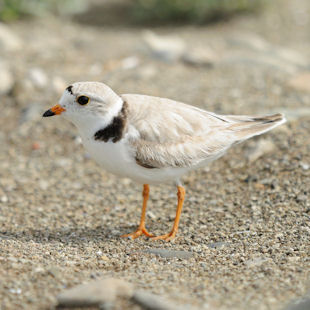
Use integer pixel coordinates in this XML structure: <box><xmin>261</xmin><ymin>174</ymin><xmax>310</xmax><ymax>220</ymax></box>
<box><xmin>121</xmin><ymin>94</ymin><xmax>285</xmax><ymax>169</ymax></box>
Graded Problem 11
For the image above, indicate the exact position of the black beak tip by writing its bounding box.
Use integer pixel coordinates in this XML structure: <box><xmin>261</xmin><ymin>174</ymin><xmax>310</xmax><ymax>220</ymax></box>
<box><xmin>43</xmin><ymin>109</ymin><xmax>55</xmax><ymax>117</ymax></box>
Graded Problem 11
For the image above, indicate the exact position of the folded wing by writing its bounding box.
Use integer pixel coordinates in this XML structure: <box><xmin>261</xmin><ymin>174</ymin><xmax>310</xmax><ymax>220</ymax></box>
<box><xmin>122</xmin><ymin>94</ymin><xmax>285</xmax><ymax>169</ymax></box>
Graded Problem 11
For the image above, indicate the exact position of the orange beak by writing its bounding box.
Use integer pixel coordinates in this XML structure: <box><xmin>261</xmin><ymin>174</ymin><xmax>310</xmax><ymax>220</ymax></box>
<box><xmin>42</xmin><ymin>104</ymin><xmax>66</xmax><ymax>117</ymax></box>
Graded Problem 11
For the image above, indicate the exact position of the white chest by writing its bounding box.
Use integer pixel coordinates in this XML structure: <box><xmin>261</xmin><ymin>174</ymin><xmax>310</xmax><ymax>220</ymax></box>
<box><xmin>82</xmin><ymin>135</ymin><xmax>134</xmax><ymax>177</ymax></box>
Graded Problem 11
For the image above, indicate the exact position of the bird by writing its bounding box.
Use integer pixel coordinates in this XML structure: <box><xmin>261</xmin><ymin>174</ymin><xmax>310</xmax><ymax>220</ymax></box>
<box><xmin>43</xmin><ymin>81</ymin><xmax>285</xmax><ymax>241</ymax></box>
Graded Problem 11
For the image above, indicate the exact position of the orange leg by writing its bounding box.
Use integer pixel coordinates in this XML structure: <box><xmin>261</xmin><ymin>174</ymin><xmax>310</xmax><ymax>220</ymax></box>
<box><xmin>121</xmin><ymin>184</ymin><xmax>154</xmax><ymax>239</ymax></box>
<box><xmin>151</xmin><ymin>186</ymin><xmax>185</xmax><ymax>242</ymax></box>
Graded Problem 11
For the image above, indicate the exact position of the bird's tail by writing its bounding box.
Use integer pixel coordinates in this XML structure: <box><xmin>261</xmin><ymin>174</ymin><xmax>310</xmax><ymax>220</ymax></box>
<box><xmin>224</xmin><ymin>113</ymin><xmax>286</xmax><ymax>142</ymax></box>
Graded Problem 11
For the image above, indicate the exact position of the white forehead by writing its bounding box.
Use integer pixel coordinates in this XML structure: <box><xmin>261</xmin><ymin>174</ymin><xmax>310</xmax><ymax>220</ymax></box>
<box><xmin>60</xmin><ymin>81</ymin><xmax>120</xmax><ymax>104</ymax></box>
<box><xmin>72</xmin><ymin>82</ymin><xmax>116</xmax><ymax>97</ymax></box>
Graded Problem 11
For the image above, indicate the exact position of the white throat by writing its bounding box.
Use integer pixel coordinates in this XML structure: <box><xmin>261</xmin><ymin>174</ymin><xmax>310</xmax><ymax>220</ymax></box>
<box><xmin>70</xmin><ymin>97</ymin><xmax>124</xmax><ymax>140</ymax></box>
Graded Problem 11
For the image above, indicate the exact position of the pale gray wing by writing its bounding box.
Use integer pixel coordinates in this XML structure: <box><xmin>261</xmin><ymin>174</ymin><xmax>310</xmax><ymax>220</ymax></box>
<box><xmin>121</xmin><ymin>94</ymin><xmax>235</xmax><ymax>169</ymax></box>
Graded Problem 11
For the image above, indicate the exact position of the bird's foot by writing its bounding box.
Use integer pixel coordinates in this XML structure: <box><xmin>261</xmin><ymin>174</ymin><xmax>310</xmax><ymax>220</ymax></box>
<box><xmin>121</xmin><ymin>226</ymin><xmax>154</xmax><ymax>240</ymax></box>
<box><xmin>151</xmin><ymin>230</ymin><xmax>177</xmax><ymax>242</ymax></box>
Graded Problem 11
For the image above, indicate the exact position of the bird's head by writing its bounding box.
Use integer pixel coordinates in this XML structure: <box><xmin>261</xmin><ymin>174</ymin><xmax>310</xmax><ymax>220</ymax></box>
<box><xmin>43</xmin><ymin>81</ymin><xmax>123</xmax><ymax>132</ymax></box>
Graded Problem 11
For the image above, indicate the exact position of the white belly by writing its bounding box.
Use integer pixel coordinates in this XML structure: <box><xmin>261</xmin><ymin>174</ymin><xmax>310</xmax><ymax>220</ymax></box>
<box><xmin>82</xmin><ymin>137</ymin><xmax>190</xmax><ymax>185</ymax></box>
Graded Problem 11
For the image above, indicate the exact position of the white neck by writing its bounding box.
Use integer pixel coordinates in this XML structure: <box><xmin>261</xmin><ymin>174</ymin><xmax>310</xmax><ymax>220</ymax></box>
<box><xmin>72</xmin><ymin>97</ymin><xmax>124</xmax><ymax>140</ymax></box>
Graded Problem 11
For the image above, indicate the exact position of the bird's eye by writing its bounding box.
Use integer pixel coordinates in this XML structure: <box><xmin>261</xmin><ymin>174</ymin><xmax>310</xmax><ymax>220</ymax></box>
<box><xmin>77</xmin><ymin>95</ymin><xmax>90</xmax><ymax>105</ymax></box>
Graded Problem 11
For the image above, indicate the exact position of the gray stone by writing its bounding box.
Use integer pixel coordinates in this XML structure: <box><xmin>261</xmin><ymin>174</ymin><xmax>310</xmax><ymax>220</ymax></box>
<box><xmin>228</xmin><ymin>33</ymin><xmax>309</xmax><ymax>68</ymax></box>
<box><xmin>208</xmin><ymin>242</ymin><xmax>229</xmax><ymax>249</ymax></box>
<box><xmin>245</xmin><ymin>257</ymin><xmax>268</xmax><ymax>267</ymax></box>
<box><xmin>0</xmin><ymin>62</ymin><xmax>14</xmax><ymax>95</ymax></box>
<box><xmin>132</xmin><ymin>290</ymin><xmax>177</xmax><ymax>310</ymax></box>
<box><xmin>19</xmin><ymin>104</ymin><xmax>41</xmax><ymax>124</ymax></box>
<box><xmin>300</xmin><ymin>162</ymin><xmax>309</xmax><ymax>171</ymax></box>
<box><xmin>57</xmin><ymin>278</ymin><xmax>133</xmax><ymax>307</ymax></box>
<box><xmin>145</xmin><ymin>248</ymin><xmax>193</xmax><ymax>259</ymax></box>
<box><xmin>288</xmin><ymin>73</ymin><xmax>310</xmax><ymax>93</ymax></box>
<box><xmin>276</xmin><ymin>108</ymin><xmax>310</xmax><ymax>121</ymax></box>
<box><xmin>284</xmin><ymin>297</ymin><xmax>310</xmax><ymax>310</ymax></box>
<box><xmin>28</xmin><ymin>67</ymin><xmax>48</xmax><ymax>89</ymax></box>
<box><xmin>51</xmin><ymin>76</ymin><xmax>67</xmax><ymax>94</ymax></box>
<box><xmin>142</xmin><ymin>30</ymin><xmax>186</xmax><ymax>62</ymax></box>
<box><xmin>0</xmin><ymin>23</ymin><xmax>22</xmax><ymax>52</ymax></box>
<box><xmin>245</xmin><ymin>139</ymin><xmax>276</xmax><ymax>163</ymax></box>
<box><xmin>182</xmin><ymin>47</ymin><xmax>218</xmax><ymax>67</ymax></box>
<box><xmin>223</xmin><ymin>52</ymin><xmax>299</xmax><ymax>74</ymax></box>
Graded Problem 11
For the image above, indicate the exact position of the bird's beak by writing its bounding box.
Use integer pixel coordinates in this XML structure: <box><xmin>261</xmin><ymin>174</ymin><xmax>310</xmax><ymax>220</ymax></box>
<box><xmin>42</xmin><ymin>104</ymin><xmax>66</xmax><ymax>117</ymax></box>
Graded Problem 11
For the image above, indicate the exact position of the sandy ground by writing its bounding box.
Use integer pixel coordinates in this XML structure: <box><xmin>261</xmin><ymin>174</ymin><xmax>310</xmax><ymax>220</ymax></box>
<box><xmin>0</xmin><ymin>0</ymin><xmax>309</xmax><ymax>309</ymax></box>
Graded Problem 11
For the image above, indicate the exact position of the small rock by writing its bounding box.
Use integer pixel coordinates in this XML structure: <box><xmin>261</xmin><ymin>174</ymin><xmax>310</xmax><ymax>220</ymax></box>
<box><xmin>145</xmin><ymin>249</ymin><xmax>193</xmax><ymax>259</ymax></box>
<box><xmin>223</xmin><ymin>52</ymin><xmax>298</xmax><ymax>74</ymax></box>
<box><xmin>288</xmin><ymin>72</ymin><xmax>310</xmax><ymax>93</ymax></box>
<box><xmin>121</xmin><ymin>56</ymin><xmax>140</xmax><ymax>70</ymax></box>
<box><xmin>296</xmin><ymin>195</ymin><xmax>307</xmax><ymax>203</ymax></box>
<box><xmin>300</xmin><ymin>162</ymin><xmax>309</xmax><ymax>170</ymax></box>
<box><xmin>28</xmin><ymin>67</ymin><xmax>48</xmax><ymax>89</ymax></box>
<box><xmin>9</xmin><ymin>288</ymin><xmax>22</xmax><ymax>295</ymax></box>
<box><xmin>51</xmin><ymin>76</ymin><xmax>67</xmax><ymax>94</ymax></box>
<box><xmin>19</xmin><ymin>104</ymin><xmax>41</xmax><ymax>124</ymax></box>
<box><xmin>57</xmin><ymin>278</ymin><xmax>133</xmax><ymax>307</ymax></box>
<box><xmin>74</xmin><ymin>136</ymin><xmax>83</xmax><ymax>145</ymax></box>
<box><xmin>31</xmin><ymin>142</ymin><xmax>40</xmax><ymax>150</ymax></box>
<box><xmin>284</xmin><ymin>297</ymin><xmax>310</xmax><ymax>310</ymax></box>
<box><xmin>276</xmin><ymin>108</ymin><xmax>310</xmax><ymax>121</ymax></box>
<box><xmin>0</xmin><ymin>62</ymin><xmax>14</xmax><ymax>95</ymax></box>
<box><xmin>0</xmin><ymin>23</ymin><xmax>22</xmax><ymax>52</ymax></box>
<box><xmin>1</xmin><ymin>196</ymin><xmax>8</xmax><ymax>203</ymax></box>
<box><xmin>132</xmin><ymin>290</ymin><xmax>177</xmax><ymax>310</ymax></box>
<box><xmin>136</xmin><ymin>65</ymin><xmax>157</xmax><ymax>80</ymax></box>
<box><xmin>143</xmin><ymin>30</ymin><xmax>186</xmax><ymax>62</ymax></box>
<box><xmin>208</xmin><ymin>242</ymin><xmax>229</xmax><ymax>249</ymax></box>
<box><xmin>228</xmin><ymin>33</ymin><xmax>308</xmax><ymax>68</ymax></box>
<box><xmin>245</xmin><ymin>139</ymin><xmax>276</xmax><ymax>163</ymax></box>
<box><xmin>245</xmin><ymin>257</ymin><xmax>268</xmax><ymax>267</ymax></box>
<box><xmin>147</xmin><ymin>211</ymin><xmax>156</xmax><ymax>219</ymax></box>
<box><xmin>182</xmin><ymin>47</ymin><xmax>218</xmax><ymax>67</ymax></box>
<box><xmin>38</xmin><ymin>180</ymin><xmax>49</xmax><ymax>190</ymax></box>
<box><xmin>228</xmin><ymin>33</ymin><xmax>270</xmax><ymax>52</ymax></box>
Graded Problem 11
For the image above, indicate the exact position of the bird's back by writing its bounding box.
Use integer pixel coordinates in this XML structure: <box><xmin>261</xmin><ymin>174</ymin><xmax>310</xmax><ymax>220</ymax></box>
<box><xmin>121</xmin><ymin>94</ymin><xmax>285</xmax><ymax>169</ymax></box>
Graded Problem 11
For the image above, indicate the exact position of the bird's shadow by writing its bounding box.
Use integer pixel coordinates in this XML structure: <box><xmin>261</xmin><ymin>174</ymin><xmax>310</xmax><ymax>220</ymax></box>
<box><xmin>0</xmin><ymin>224</ymin><xmax>137</xmax><ymax>245</ymax></box>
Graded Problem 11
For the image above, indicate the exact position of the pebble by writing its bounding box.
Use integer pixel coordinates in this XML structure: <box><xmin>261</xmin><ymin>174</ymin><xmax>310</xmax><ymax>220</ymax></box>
<box><xmin>28</xmin><ymin>67</ymin><xmax>48</xmax><ymax>89</ymax></box>
<box><xmin>277</xmin><ymin>108</ymin><xmax>310</xmax><ymax>121</ymax></box>
<box><xmin>228</xmin><ymin>32</ymin><xmax>308</xmax><ymax>68</ymax></box>
<box><xmin>182</xmin><ymin>47</ymin><xmax>218</xmax><ymax>67</ymax></box>
<box><xmin>288</xmin><ymin>72</ymin><xmax>310</xmax><ymax>93</ymax></box>
<box><xmin>300</xmin><ymin>162</ymin><xmax>309</xmax><ymax>170</ymax></box>
<box><xmin>245</xmin><ymin>139</ymin><xmax>276</xmax><ymax>163</ymax></box>
<box><xmin>1</xmin><ymin>196</ymin><xmax>8</xmax><ymax>203</ymax></box>
<box><xmin>245</xmin><ymin>257</ymin><xmax>268</xmax><ymax>267</ymax></box>
<box><xmin>0</xmin><ymin>62</ymin><xmax>14</xmax><ymax>95</ymax></box>
<box><xmin>142</xmin><ymin>30</ymin><xmax>186</xmax><ymax>62</ymax></box>
<box><xmin>19</xmin><ymin>104</ymin><xmax>42</xmax><ymax>124</ymax></box>
<box><xmin>208</xmin><ymin>242</ymin><xmax>230</xmax><ymax>249</ymax></box>
<box><xmin>223</xmin><ymin>52</ymin><xmax>299</xmax><ymax>74</ymax></box>
<box><xmin>51</xmin><ymin>76</ymin><xmax>67</xmax><ymax>94</ymax></box>
<box><xmin>284</xmin><ymin>297</ymin><xmax>310</xmax><ymax>310</ymax></box>
<box><xmin>296</xmin><ymin>195</ymin><xmax>307</xmax><ymax>203</ymax></box>
<box><xmin>121</xmin><ymin>56</ymin><xmax>140</xmax><ymax>70</ymax></box>
<box><xmin>145</xmin><ymin>249</ymin><xmax>193</xmax><ymax>259</ymax></box>
<box><xmin>0</xmin><ymin>22</ymin><xmax>22</xmax><ymax>52</ymax></box>
<box><xmin>132</xmin><ymin>290</ymin><xmax>178</xmax><ymax>310</ymax></box>
<box><xmin>57</xmin><ymin>278</ymin><xmax>133</xmax><ymax>307</ymax></box>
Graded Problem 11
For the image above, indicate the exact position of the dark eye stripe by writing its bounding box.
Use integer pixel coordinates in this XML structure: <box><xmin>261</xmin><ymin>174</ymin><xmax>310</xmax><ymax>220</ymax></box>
<box><xmin>66</xmin><ymin>85</ymin><xmax>73</xmax><ymax>94</ymax></box>
<box><xmin>77</xmin><ymin>95</ymin><xmax>89</xmax><ymax>105</ymax></box>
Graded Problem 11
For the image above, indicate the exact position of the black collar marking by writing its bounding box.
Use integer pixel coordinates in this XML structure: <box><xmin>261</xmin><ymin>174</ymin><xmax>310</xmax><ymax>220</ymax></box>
<box><xmin>94</xmin><ymin>101</ymin><xmax>128</xmax><ymax>143</ymax></box>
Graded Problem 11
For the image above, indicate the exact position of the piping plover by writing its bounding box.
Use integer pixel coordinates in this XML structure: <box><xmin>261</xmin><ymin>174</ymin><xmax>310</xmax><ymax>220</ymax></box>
<box><xmin>43</xmin><ymin>81</ymin><xmax>285</xmax><ymax>241</ymax></box>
